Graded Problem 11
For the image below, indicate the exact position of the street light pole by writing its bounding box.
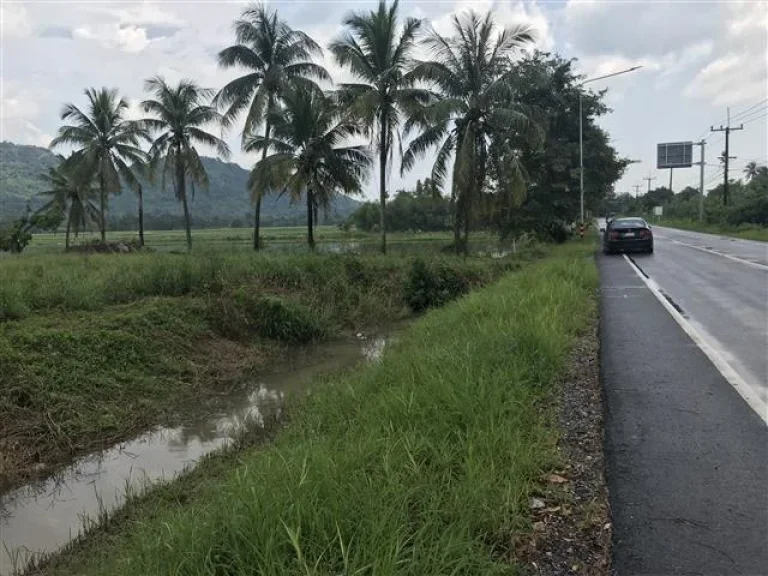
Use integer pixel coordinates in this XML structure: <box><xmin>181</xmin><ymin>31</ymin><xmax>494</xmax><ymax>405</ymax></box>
<box><xmin>578</xmin><ymin>65</ymin><xmax>642</xmax><ymax>224</ymax></box>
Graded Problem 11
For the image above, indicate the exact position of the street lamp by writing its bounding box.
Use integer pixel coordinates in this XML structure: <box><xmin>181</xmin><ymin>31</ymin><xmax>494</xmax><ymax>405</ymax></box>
<box><xmin>579</xmin><ymin>65</ymin><xmax>642</xmax><ymax>223</ymax></box>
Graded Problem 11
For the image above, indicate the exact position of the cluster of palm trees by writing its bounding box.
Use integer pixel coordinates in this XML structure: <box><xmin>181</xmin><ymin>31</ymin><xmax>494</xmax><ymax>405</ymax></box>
<box><xmin>44</xmin><ymin>1</ymin><xmax>537</xmax><ymax>252</ymax></box>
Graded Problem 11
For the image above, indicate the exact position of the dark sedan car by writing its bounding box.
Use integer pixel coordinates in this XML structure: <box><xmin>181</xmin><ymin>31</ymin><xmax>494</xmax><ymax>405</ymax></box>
<box><xmin>601</xmin><ymin>217</ymin><xmax>654</xmax><ymax>254</ymax></box>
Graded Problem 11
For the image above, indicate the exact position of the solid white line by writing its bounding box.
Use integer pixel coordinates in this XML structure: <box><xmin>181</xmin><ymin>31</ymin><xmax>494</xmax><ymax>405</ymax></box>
<box><xmin>668</xmin><ymin>239</ymin><xmax>768</xmax><ymax>272</ymax></box>
<box><xmin>622</xmin><ymin>254</ymin><xmax>768</xmax><ymax>426</ymax></box>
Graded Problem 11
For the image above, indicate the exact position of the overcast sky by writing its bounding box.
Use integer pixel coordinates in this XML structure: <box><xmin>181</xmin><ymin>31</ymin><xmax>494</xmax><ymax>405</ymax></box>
<box><xmin>1</xmin><ymin>0</ymin><xmax>766</xmax><ymax>202</ymax></box>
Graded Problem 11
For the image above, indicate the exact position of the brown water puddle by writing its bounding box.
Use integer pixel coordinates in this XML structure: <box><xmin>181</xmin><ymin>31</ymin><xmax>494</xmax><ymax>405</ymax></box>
<box><xmin>0</xmin><ymin>332</ymin><xmax>391</xmax><ymax>575</ymax></box>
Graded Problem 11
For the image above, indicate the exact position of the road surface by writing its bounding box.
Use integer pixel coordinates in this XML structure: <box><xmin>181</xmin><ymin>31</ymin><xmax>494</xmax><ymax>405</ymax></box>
<box><xmin>599</xmin><ymin>224</ymin><xmax>768</xmax><ymax>574</ymax></box>
<box><xmin>602</xmin><ymin>222</ymin><xmax>767</xmax><ymax>412</ymax></box>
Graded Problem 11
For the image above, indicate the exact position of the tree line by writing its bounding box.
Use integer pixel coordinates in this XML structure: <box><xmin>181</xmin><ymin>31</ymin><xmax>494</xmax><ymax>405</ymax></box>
<box><xmin>607</xmin><ymin>162</ymin><xmax>768</xmax><ymax>227</ymax></box>
<box><xmin>28</xmin><ymin>0</ymin><xmax>626</xmax><ymax>253</ymax></box>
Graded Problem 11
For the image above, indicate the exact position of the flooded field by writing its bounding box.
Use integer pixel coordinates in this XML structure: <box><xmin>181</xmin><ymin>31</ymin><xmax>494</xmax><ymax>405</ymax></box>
<box><xmin>0</xmin><ymin>333</ymin><xmax>391</xmax><ymax>575</ymax></box>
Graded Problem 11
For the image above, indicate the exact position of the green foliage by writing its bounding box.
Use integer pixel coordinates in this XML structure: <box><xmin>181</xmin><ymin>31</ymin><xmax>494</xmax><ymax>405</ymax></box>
<box><xmin>331</xmin><ymin>0</ymin><xmax>428</xmax><ymax>253</ymax></box>
<box><xmin>0</xmin><ymin>218</ymin><xmax>33</xmax><ymax>253</ymax></box>
<box><xmin>404</xmin><ymin>258</ymin><xmax>471</xmax><ymax>312</ymax></box>
<box><xmin>346</xmin><ymin>179</ymin><xmax>451</xmax><ymax>232</ymax></box>
<box><xmin>404</xmin><ymin>11</ymin><xmax>535</xmax><ymax>249</ymax></box>
<box><xmin>50</xmin><ymin>88</ymin><xmax>149</xmax><ymax>242</ymax></box>
<box><xmin>625</xmin><ymin>164</ymin><xmax>768</xmax><ymax>233</ymax></box>
<box><xmin>496</xmin><ymin>52</ymin><xmax>628</xmax><ymax>238</ymax></box>
<box><xmin>246</xmin><ymin>84</ymin><xmax>371</xmax><ymax>249</ymax></box>
<box><xmin>209</xmin><ymin>290</ymin><xmax>326</xmax><ymax>343</ymax></box>
<box><xmin>40</xmin><ymin>243</ymin><xmax>597</xmax><ymax>576</ymax></box>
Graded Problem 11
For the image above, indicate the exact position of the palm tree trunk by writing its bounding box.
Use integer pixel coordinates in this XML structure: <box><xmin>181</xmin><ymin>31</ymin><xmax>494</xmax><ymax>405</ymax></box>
<box><xmin>307</xmin><ymin>186</ymin><xmax>315</xmax><ymax>251</ymax></box>
<box><xmin>99</xmin><ymin>171</ymin><xmax>106</xmax><ymax>244</ymax></box>
<box><xmin>463</xmin><ymin>201</ymin><xmax>470</xmax><ymax>255</ymax></box>
<box><xmin>65</xmin><ymin>211</ymin><xmax>71</xmax><ymax>251</ymax></box>
<box><xmin>452</xmin><ymin>192</ymin><xmax>462</xmax><ymax>251</ymax></box>
<box><xmin>254</xmin><ymin>118</ymin><xmax>272</xmax><ymax>251</ymax></box>
<box><xmin>379</xmin><ymin>114</ymin><xmax>387</xmax><ymax>254</ymax></box>
<box><xmin>138</xmin><ymin>186</ymin><xmax>144</xmax><ymax>247</ymax></box>
<box><xmin>177</xmin><ymin>158</ymin><xmax>192</xmax><ymax>251</ymax></box>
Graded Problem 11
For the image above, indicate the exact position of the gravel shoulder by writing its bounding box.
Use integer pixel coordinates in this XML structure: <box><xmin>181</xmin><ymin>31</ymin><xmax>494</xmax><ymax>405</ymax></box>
<box><xmin>517</xmin><ymin>320</ymin><xmax>611</xmax><ymax>576</ymax></box>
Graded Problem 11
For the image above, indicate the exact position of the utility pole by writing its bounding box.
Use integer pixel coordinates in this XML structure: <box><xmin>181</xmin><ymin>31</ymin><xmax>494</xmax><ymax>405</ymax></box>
<box><xmin>632</xmin><ymin>184</ymin><xmax>642</xmax><ymax>197</ymax></box>
<box><xmin>710</xmin><ymin>107</ymin><xmax>743</xmax><ymax>206</ymax></box>
<box><xmin>695</xmin><ymin>140</ymin><xmax>705</xmax><ymax>221</ymax></box>
<box><xmin>643</xmin><ymin>173</ymin><xmax>657</xmax><ymax>194</ymax></box>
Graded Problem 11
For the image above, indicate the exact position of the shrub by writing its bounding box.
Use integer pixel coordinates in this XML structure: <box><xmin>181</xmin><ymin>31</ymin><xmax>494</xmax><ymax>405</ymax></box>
<box><xmin>209</xmin><ymin>289</ymin><xmax>325</xmax><ymax>343</ymax></box>
<box><xmin>404</xmin><ymin>259</ymin><xmax>472</xmax><ymax>312</ymax></box>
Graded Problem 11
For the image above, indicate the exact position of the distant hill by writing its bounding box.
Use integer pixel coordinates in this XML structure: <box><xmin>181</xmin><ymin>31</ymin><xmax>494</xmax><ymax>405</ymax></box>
<box><xmin>0</xmin><ymin>141</ymin><xmax>362</xmax><ymax>228</ymax></box>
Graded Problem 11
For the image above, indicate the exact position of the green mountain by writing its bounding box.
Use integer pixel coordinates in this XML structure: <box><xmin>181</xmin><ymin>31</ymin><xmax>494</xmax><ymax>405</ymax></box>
<box><xmin>0</xmin><ymin>141</ymin><xmax>362</xmax><ymax>228</ymax></box>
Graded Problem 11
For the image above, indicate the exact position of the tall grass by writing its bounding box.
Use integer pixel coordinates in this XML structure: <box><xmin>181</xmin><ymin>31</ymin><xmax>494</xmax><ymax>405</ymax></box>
<box><xmin>45</xmin><ymin>243</ymin><xmax>597</xmax><ymax>576</ymax></box>
<box><xmin>0</xmin><ymin>251</ymin><xmax>524</xmax><ymax>321</ymax></box>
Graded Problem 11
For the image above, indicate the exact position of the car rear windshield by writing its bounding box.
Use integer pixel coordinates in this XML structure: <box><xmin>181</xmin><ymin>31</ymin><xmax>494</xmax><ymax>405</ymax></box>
<box><xmin>612</xmin><ymin>219</ymin><xmax>646</xmax><ymax>228</ymax></box>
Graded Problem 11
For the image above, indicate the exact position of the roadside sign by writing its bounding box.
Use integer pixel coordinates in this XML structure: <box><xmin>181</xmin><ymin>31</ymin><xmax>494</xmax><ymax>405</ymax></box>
<box><xmin>653</xmin><ymin>206</ymin><xmax>663</xmax><ymax>216</ymax></box>
<box><xmin>657</xmin><ymin>142</ymin><xmax>693</xmax><ymax>169</ymax></box>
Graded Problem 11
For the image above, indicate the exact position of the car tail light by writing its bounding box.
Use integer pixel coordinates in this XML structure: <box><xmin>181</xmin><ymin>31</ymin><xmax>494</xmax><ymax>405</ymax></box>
<box><xmin>640</xmin><ymin>229</ymin><xmax>652</xmax><ymax>239</ymax></box>
<box><xmin>609</xmin><ymin>231</ymin><xmax>620</xmax><ymax>240</ymax></box>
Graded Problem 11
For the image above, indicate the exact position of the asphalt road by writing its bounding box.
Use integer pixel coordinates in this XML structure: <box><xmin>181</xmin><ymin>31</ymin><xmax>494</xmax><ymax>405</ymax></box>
<box><xmin>602</xmin><ymin>222</ymin><xmax>768</xmax><ymax>411</ymax></box>
<box><xmin>600</xmin><ymin>252</ymin><xmax>768</xmax><ymax>574</ymax></box>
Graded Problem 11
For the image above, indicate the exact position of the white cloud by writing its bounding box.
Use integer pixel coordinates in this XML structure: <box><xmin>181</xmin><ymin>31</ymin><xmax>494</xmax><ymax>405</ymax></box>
<box><xmin>727</xmin><ymin>0</ymin><xmax>768</xmax><ymax>36</ymax></box>
<box><xmin>684</xmin><ymin>52</ymin><xmax>767</xmax><ymax>106</ymax></box>
<box><xmin>0</xmin><ymin>3</ymin><xmax>33</xmax><ymax>38</ymax></box>
<box><xmin>0</xmin><ymin>81</ymin><xmax>52</xmax><ymax>146</ymax></box>
<box><xmin>683</xmin><ymin>1</ymin><xmax>767</xmax><ymax>107</ymax></box>
<box><xmin>73</xmin><ymin>23</ymin><xmax>150</xmax><ymax>53</ymax></box>
<box><xmin>112</xmin><ymin>2</ymin><xmax>185</xmax><ymax>27</ymax></box>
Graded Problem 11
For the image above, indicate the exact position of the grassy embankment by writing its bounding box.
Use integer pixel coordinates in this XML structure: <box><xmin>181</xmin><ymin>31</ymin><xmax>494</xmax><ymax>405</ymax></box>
<box><xmin>658</xmin><ymin>218</ymin><xmax>768</xmax><ymax>242</ymax></box>
<box><xmin>40</xmin><ymin>242</ymin><xmax>598</xmax><ymax>576</ymax></box>
<box><xmin>0</xmin><ymin>249</ymin><xmax>530</xmax><ymax>491</ymax></box>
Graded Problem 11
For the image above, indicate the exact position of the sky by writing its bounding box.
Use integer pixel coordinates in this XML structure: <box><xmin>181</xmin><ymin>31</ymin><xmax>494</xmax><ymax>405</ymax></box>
<box><xmin>1</xmin><ymin>0</ymin><xmax>767</xmax><ymax>203</ymax></box>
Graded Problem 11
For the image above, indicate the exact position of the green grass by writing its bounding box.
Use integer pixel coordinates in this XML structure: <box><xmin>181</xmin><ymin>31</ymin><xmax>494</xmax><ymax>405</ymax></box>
<box><xmin>24</xmin><ymin>226</ymin><xmax>500</xmax><ymax>255</ymax></box>
<box><xmin>0</xmin><ymin>249</ymin><xmax>520</xmax><ymax>321</ymax></box>
<box><xmin>659</xmin><ymin>218</ymin><xmax>768</xmax><ymax>242</ymax></box>
<box><xmin>41</xmin><ymin>242</ymin><xmax>598</xmax><ymax>576</ymax></box>
<box><xmin>1</xmin><ymin>251</ymin><xmax>527</xmax><ymax>492</ymax></box>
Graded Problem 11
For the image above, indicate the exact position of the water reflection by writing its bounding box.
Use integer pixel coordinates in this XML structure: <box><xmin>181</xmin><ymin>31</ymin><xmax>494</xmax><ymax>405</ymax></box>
<box><xmin>0</xmin><ymin>334</ymin><xmax>390</xmax><ymax>576</ymax></box>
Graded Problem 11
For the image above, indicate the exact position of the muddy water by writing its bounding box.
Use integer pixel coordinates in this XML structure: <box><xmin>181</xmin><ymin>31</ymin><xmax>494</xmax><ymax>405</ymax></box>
<box><xmin>0</xmin><ymin>333</ymin><xmax>390</xmax><ymax>575</ymax></box>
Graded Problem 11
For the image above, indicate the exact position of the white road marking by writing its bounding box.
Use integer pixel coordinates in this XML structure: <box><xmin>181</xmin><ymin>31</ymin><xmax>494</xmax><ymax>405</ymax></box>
<box><xmin>622</xmin><ymin>254</ymin><xmax>768</xmax><ymax>426</ymax></box>
<box><xmin>666</xmin><ymin>239</ymin><xmax>768</xmax><ymax>272</ymax></box>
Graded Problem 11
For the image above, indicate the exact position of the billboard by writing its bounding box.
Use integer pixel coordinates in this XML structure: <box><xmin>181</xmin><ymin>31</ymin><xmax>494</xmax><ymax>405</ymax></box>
<box><xmin>657</xmin><ymin>142</ymin><xmax>693</xmax><ymax>169</ymax></box>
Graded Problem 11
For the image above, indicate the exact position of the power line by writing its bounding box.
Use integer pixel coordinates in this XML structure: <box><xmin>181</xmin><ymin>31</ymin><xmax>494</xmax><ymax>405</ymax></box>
<box><xmin>714</xmin><ymin>97</ymin><xmax>768</xmax><ymax>125</ymax></box>
<box><xmin>729</xmin><ymin>98</ymin><xmax>768</xmax><ymax>123</ymax></box>
<box><xmin>742</xmin><ymin>110</ymin><xmax>768</xmax><ymax>127</ymax></box>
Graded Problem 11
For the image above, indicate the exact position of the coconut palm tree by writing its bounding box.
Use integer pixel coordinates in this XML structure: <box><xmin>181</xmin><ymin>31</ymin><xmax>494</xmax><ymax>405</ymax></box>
<box><xmin>215</xmin><ymin>3</ymin><xmax>329</xmax><ymax>250</ymax></box>
<box><xmin>402</xmin><ymin>11</ymin><xmax>535</xmax><ymax>251</ymax></box>
<box><xmin>245</xmin><ymin>85</ymin><xmax>371</xmax><ymax>250</ymax></box>
<box><xmin>330</xmin><ymin>0</ymin><xmax>429</xmax><ymax>254</ymax></box>
<box><xmin>50</xmin><ymin>88</ymin><xmax>148</xmax><ymax>244</ymax></box>
<box><xmin>744</xmin><ymin>161</ymin><xmax>760</xmax><ymax>182</ymax></box>
<box><xmin>141</xmin><ymin>76</ymin><xmax>230</xmax><ymax>251</ymax></box>
<box><xmin>38</xmin><ymin>153</ymin><xmax>99</xmax><ymax>250</ymax></box>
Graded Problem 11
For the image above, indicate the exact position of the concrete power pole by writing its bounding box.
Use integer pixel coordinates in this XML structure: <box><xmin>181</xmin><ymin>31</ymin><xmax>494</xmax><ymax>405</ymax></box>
<box><xmin>710</xmin><ymin>107</ymin><xmax>743</xmax><ymax>206</ymax></box>
<box><xmin>643</xmin><ymin>173</ymin><xmax>657</xmax><ymax>194</ymax></box>
<box><xmin>633</xmin><ymin>184</ymin><xmax>642</xmax><ymax>197</ymax></box>
<box><xmin>695</xmin><ymin>140</ymin><xmax>705</xmax><ymax>221</ymax></box>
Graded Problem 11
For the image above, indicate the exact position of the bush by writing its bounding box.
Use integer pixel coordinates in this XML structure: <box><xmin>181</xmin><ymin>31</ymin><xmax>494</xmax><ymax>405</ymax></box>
<box><xmin>209</xmin><ymin>289</ymin><xmax>325</xmax><ymax>343</ymax></box>
<box><xmin>405</xmin><ymin>259</ymin><xmax>472</xmax><ymax>312</ymax></box>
